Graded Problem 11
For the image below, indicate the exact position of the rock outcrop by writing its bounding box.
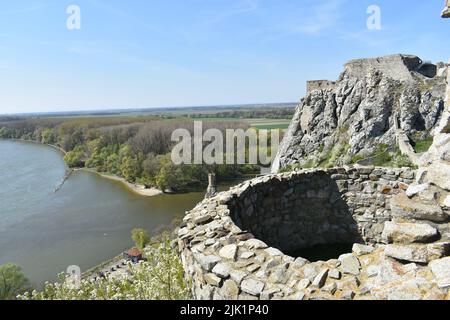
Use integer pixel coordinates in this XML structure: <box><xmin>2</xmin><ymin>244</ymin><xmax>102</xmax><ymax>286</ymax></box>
<box><xmin>272</xmin><ymin>54</ymin><xmax>447</xmax><ymax>172</ymax></box>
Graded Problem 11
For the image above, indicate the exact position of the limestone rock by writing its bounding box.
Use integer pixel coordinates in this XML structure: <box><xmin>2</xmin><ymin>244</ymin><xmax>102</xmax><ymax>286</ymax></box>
<box><xmin>322</xmin><ymin>282</ymin><xmax>337</xmax><ymax>295</ymax></box>
<box><xmin>297</xmin><ymin>279</ymin><xmax>311</xmax><ymax>290</ymax></box>
<box><xmin>329</xmin><ymin>268</ymin><xmax>341</xmax><ymax>279</ymax></box>
<box><xmin>212</xmin><ymin>263</ymin><xmax>232</xmax><ymax>279</ymax></box>
<box><xmin>386</xmin><ymin>283</ymin><xmax>422</xmax><ymax>300</ymax></box>
<box><xmin>427</xmin><ymin>161</ymin><xmax>450</xmax><ymax>191</ymax></box>
<box><xmin>427</xmin><ymin>242</ymin><xmax>450</xmax><ymax>261</ymax></box>
<box><xmin>339</xmin><ymin>254</ymin><xmax>361</xmax><ymax>275</ymax></box>
<box><xmin>194</xmin><ymin>254</ymin><xmax>221</xmax><ymax>272</ymax></box>
<box><xmin>204</xmin><ymin>273</ymin><xmax>222</xmax><ymax>287</ymax></box>
<box><xmin>292</xmin><ymin>292</ymin><xmax>306</xmax><ymax>300</ymax></box>
<box><xmin>241</xmin><ymin>278</ymin><xmax>265</xmax><ymax>296</ymax></box>
<box><xmin>229</xmin><ymin>270</ymin><xmax>247</xmax><ymax>284</ymax></box>
<box><xmin>444</xmin><ymin>195</ymin><xmax>450</xmax><ymax>208</ymax></box>
<box><xmin>384</xmin><ymin>244</ymin><xmax>428</xmax><ymax>263</ymax></box>
<box><xmin>312</xmin><ymin>269</ymin><xmax>329</xmax><ymax>288</ymax></box>
<box><xmin>240</xmin><ymin>252</ymin><xmax>255</xmax><ymax>259</ymax></box>
<box><xmin>272</xmin><ymin>54</ymin><xmax>446</xmax><ymax>172</ymax></box>
<box><xmin>352</xmin><ymin>243</ymin><xmax>375</xmax><ymax>256</ymax></box>
<box><xmin>338</xmin><ymin>290</ymin><xmax>355</xmax><ymax>300</ymax></box>
<box><xmin>265</xmin><ymin>247</ymin><xmax>284</xmax><ymax>256</ymax></box>
<box><xmin>406</xmin><ymin>183</ymin><xmax>429</xmax><ymax>198</ymax></box>
<box><xmin>222</xmin><ymin>279</ymin><xmax>240</xmax><ymax>300</ymax></box>
<box><xmin>293</xmin><ymin>257</ymin><xmax>309</xmax><ymax>268</ymax></box>
<box><xmin>382</xmin><ymin>221</ymin><xmax>439</xmax><ymax>244</ymax></box>
<box><xmin>219</xmin><ymin>244</ymin><xmax>238</xmax><ymax>260</ymax></box>
<box><xmin>194</xmin><ymin>215</ymin><xmax>213</xmax><ymax>225</ymax></box>
<box><xmin>244</xmin><ymin>239</ymin><xmax>268</xmax><ymax>249</ymax></box>
<box><xmin>429</xmin><ymin>257</ymin><xmax>450</xmax><ymax>288</ymax></box>
<box><xmin>390</xmin><ymin>192</ymin><xmax>447</xmax><ymax>222</ymax></box>
<box><xmin>303</xmin><ymin>264</ymin><xmax>318</xmax><ymax>281</ymax></box>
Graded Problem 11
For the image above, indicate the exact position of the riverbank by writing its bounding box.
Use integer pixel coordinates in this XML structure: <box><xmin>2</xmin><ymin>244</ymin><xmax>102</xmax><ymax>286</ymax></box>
<box><xmin>4</xmin><ymin>139</ymin><xmax>163</xmax><ymax>197</ymax></box>
<box><xmin>9</xmin><ymin>138</ymin><xmax>67</xmax><ymax>155</ymax></box>
<box><xmin>79</xmin><ymin>168</ymin><xmax>163</xmax><ymax>197</ymax></box>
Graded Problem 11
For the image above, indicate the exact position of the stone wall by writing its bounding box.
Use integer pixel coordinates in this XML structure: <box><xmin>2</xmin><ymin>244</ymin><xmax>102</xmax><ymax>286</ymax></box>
<box><xmin>306</xmin><ymin>80</ymin><xmax>336</xmax><ymax>93</ymax></box>
<box><xmin>226</xmin><ymin>167</ymin><xmax>415</xmax><ymax>254</ymax></box>
<box><xmin>344</xmin><ymin>54</ymin><xmax>423</xmax><ymax>82</ymax></box>
<box><xmin>177</xmin><ymin>166</ymin><xmax>450</xmax><ymax>300</ymax></box>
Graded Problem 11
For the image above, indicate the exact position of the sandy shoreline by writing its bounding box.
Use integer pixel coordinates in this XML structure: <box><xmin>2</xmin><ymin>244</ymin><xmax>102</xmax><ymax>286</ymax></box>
<box><xmin>79</xmin><ymin>168</ymin><xmax>163</xmax><ymax>197</ymax></box>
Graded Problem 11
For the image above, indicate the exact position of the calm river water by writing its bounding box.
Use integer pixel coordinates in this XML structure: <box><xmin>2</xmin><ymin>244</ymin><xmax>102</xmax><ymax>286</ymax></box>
<box><xmin>0</xmin><ymin>140</ymin><xmax>237</xmax><ymax>286</ymax></box>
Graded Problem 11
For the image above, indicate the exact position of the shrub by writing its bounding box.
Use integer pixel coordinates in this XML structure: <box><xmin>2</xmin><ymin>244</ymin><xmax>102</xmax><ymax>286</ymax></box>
<box><xmin>18</xmin><ymin>234</ymin><xmax>191</xmax><ymax>300</ymax></box>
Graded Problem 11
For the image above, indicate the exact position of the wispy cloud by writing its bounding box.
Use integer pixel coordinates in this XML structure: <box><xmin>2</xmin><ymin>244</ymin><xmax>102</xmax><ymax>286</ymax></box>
<box><xmin>244</xmin><ymin>0</ymin><xmax>347</xmax><ymax>42</ymax></box>
<box><xmin>202</xmin><ymin>0</ymin><xmax>259</xmax><ymax>26</ymax></box>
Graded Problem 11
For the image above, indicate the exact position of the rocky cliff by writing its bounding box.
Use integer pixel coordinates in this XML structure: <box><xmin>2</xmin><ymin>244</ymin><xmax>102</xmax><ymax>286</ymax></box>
<box><xmin>272</xmin><ymin>54</ymin><xmax>448</xmax><ymax>172</ymax></box>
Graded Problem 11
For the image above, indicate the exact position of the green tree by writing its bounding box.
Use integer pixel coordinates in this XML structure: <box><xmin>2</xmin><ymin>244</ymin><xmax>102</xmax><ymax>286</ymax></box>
<box><xmin>0</xmin><ymin>263</ymin><xmax>30</xmax><ymax>300</ymax></box>
<box><xmin>131</xmin><ymin>228</ymin><xmax>150</xmax><ymax>252</ymax></box>
<box><xmin>141</xmin><ymin>153</ymin><xmax>163</xmax><ymax>187</ymax></box>
<box><xmin>0</xmin><ymin>127</ymin><xmax>12</xmax><ymax>139</ymax></box>
<box><xmin>64</xmin><ymin>145</ymin><xmax>85</xmax><ymax>168</ymax></box>
<box><xmin>41</xmin><ymin>128</ymin><xmax>56</xmax><ymax>145</ymax></box>
<box><xmin>118</xmin><ymin>145</ymin><xmax>141</xmax><ymax>182</ymax></box>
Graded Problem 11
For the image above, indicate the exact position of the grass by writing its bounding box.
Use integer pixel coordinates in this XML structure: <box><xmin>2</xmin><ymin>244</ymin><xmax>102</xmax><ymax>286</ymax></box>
<box><xmin>412</xmin><ymin>136</ymin><xmax>433</xmax><ymax>153</ymax></box>
<box><xmin>353</xmin><ymin>144</ymin><xmax>417</xmax><ymax>168</ymax></box>
<box><xmin>318</xmin><ymin>142</ymin><xmax>350</xmax><ymax>168</ymax></box>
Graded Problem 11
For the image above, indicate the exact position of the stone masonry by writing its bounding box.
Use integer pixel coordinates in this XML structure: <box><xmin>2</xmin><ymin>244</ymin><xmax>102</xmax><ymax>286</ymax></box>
<box><xmin>177</xmin><ymin>166</ymin><xmax>450</xmax><ymax>300</ymax></box>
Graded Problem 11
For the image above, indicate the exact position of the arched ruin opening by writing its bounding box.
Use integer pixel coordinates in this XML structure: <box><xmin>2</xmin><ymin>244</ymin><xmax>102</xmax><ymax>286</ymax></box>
<box><xmin>228</xmin><ymin>171</ymin><xmax>364</xmax><ymax>261</ymax></box>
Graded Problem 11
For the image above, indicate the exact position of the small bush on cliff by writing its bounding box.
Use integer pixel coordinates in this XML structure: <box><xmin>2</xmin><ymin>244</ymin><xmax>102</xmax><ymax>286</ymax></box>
<box><xmin>131</xmin><ymin>228</ymin><xmax>150</xmax><ymax>252</ymax></box>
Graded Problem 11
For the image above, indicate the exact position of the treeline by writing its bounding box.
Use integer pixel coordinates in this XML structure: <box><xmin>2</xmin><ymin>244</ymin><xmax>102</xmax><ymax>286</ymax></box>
<box><xmin>185</xmin><ymin>107</ymin><xmax>296</xmax><ymax>120</ymax></box>
<box><xmin>0</xmin><ymin>117</ymin><xmax>260</xmax><ymax>191</ymax></box>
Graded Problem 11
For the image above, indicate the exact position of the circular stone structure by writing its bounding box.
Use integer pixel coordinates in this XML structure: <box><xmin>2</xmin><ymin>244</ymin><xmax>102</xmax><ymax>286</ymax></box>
<box><xmin>178</xmin><ymin>167</ymin><xmax>450</xmax><ymax>300</ymax></box>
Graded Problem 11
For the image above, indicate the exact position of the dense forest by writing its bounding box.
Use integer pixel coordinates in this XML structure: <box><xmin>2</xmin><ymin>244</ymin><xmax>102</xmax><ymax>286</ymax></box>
<box><xmin>185</xmin><ymin>107</ymin><xmax>295</xmax><ymax>119</ymax></box>
<box><xmin>0</xmin><ymin>116</ymin><xmax>269</xmax><ymax>191</ymax></box>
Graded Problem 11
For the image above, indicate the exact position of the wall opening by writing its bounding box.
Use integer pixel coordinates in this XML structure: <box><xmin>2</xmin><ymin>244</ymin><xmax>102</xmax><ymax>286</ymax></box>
<box><xmin>229</xmin><ymin>171</ymin><xmax>364</xmax><ymax>260</ymax></box>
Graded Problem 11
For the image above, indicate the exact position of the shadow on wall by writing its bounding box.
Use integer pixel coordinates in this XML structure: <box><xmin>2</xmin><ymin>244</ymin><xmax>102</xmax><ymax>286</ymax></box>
<box><xmin>230</xmin><ymin>172</ymin><xmax>364</xmax><ymax>260</ymax></box>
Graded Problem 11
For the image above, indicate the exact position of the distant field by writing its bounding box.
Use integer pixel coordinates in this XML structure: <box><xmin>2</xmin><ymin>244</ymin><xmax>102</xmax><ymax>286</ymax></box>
<box><xmin>247</xmin><ymin>119</ymin><xmax>291</xmax><ymax>130</ymax></box>
<box><xmin>190</xmin><ymin>117</ymin><xmax>292</xmax><ymax>130</ymax></box>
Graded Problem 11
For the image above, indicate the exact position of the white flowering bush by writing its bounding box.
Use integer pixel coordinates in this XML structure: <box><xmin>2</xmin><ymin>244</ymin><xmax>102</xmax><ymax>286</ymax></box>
<box><xmin>18</xmin><ymin>235</ymin><xmax>191</xmax><ymax>300</ymax></box>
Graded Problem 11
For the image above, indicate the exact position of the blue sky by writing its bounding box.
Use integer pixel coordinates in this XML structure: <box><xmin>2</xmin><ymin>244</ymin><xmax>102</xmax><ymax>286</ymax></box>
<box><xmin>0</xmin><ymin>0</ymin><xmax>449</xmax><ymax>114</ymax></box>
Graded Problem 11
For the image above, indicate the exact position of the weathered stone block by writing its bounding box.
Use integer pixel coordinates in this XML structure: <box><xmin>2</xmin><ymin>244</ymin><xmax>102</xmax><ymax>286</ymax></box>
<box><xmin>430</xmin><ymin>257</ymin><xmax>450</xmax><ymax>288</ymax></box>
<box><xmin>338</xmin><ymin>254</ymin><xmax>361</xmax><ymax>275</ymax></box>
<box><xmin>390</xmin><ymin>192</ymin><xmax>447</xmax><ymax>222</ymax></box>
<box><xmin>241</xmin><ymin>278</ymin><xmax>265</xmax><ymax>296</ymax></box>
<box><xmin>384</xmin><ymin>244</ymin><xmax>428</xmax><ymax>264</ymax></box>
<box><xmin>382</xmin><ymin>221</ymin><xmax>439</xmax><ymax>244</ymax></box>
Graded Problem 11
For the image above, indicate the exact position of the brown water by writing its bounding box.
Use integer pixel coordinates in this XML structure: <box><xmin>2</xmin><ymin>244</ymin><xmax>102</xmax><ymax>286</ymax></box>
<box><xmin>0</xmin><ymin>140</ymin><xmax>243</xmax><ymax>286</ymax></box>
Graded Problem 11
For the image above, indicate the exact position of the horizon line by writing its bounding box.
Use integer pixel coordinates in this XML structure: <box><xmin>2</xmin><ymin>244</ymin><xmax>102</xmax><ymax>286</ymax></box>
<box><xmin>0</xmin><ymin>101</ymin><xmax>298</xmax><ymax>117</ymax></box>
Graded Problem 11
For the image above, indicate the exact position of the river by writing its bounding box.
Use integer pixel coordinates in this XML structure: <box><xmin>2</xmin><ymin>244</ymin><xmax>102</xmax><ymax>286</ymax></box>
<box><xmin>0</xmin><ymin>140</ymin><xmax>237</xmax><ymax>286</ymax></box>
